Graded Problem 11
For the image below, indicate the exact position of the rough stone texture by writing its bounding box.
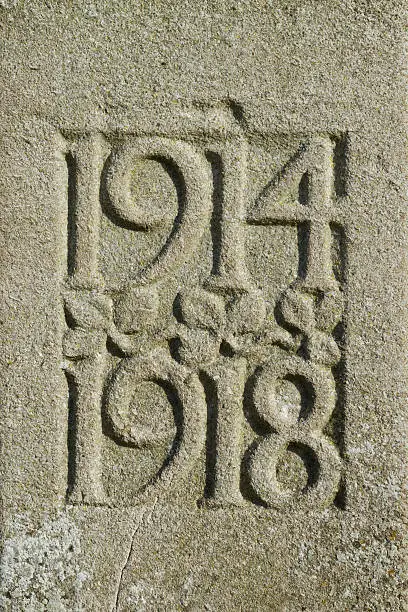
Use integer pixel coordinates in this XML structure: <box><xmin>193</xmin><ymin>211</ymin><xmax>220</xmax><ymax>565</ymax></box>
<box><xmin>0</xmin><ymin>1</ymin><xmax>407</xmax><ymax>610</ymax></box>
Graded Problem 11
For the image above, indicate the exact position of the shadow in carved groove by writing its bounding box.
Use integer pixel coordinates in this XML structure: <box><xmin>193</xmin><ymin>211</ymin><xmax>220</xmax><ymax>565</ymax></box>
<box><xmin>65</xmin><ymin>371</ymin><xmax>78</xmax><ymax>500</ymax></box>
<box><xmin>331</xmin><ymin>222</ymin><xmax>348</xmax><ymax>508</ymax></box>
<box><xmin>297</xmin><ymin>222</ymin><xmax>309</xmax><ymax>280</ymax></box>
<box><xmin>198</xmin><ymin>370</ymin><xmax>218</xmax><ymax>500</ymax></box>
<box><xmin>330</xmin><ymin>320</ymin><xmax>347</xmax><ymax>509</ymax></box>
<box><xmin>65</xmin><ymin>151</ymin><xmax>78</xmax><ymax>277</ymax></box>
<box><xmin>206</xmin><ymin>151</ymin><xmax>224</xmax><ymax>278</ymax></box>
<box><xmin>333</xmin><ymin>133</ymin><xmax>349</xmax><ymax>198</ymax></box>
<box><xmin>331</xmin><ymin>222</ymin><xmax>347</xmax><ymax>285</ymax></box>
<box><xmin>298</xmin><ymin>172</ymin><xmax>309</xmax><ymax>206</ymax></box>
<box><xmin>106</xmin><ymin>335</ymin><xmax>128</xmax><ymax>358</ymax></box>
<box><xmin>172</xmin><ymin>293</ymin><xmax>184</xmax><ymax>325</ymax></box>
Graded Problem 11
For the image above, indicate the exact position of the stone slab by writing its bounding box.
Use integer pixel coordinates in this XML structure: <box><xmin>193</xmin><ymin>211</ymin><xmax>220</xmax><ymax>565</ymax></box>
<box><xmin>0</xmin><ymin>1</ymin><xmax>407</xmax><ymax>610</ymax></box>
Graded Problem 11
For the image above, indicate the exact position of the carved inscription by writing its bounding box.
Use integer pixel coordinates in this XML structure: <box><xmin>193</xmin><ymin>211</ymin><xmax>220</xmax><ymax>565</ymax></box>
<box><xmin>61</xmin><ymin>108</ymin><xmax>347</xmax><ymax>509</ymax></box>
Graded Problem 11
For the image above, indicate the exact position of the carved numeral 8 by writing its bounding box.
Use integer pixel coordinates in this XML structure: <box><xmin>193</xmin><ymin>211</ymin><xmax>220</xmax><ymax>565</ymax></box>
<box><xmin>247</xmin><ymin>348</ymin><xmax>341</xmax><ymax>509</ymax></box>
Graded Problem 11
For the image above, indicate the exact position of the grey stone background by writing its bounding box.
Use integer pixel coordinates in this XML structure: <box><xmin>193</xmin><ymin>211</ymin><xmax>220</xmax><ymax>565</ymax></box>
<box><xmin>0</xmin><ymin>1</ymin><xmax>406</xmax><ymax>610</ymax></box>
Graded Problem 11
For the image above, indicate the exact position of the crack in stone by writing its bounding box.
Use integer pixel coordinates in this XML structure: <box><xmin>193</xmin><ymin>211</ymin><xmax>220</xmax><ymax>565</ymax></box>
<box><xmin>113</xmin><ymin>500</ymin><xmax>158</xmax><ymax>611</ymax></box>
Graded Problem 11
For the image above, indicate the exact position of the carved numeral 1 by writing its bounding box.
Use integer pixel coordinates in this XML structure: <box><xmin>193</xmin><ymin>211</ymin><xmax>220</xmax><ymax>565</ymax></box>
<box><xmin>66</xmin><ymin>133</ymin><xmax>106</xmax><ymax>289</ymax></box>
<box><xmin>303</xmin><ymin>137</ymin><xmax>336</xmax><ymax>289</ymax></box>
<box><xmin>204</xmin><ymin>357</ymin><xmax>246</xmax><ymax>506</ymax></box>
<box><xmin>63</xmin><ymin>133</ymin><xmax>108</xmax><ymax>504</ymax></box>
<box><xmin>66</xmin><ymin>354</ymin><xmax>106</xmax><ymax>504</ymax></box>
<box><xmin>206</xmin><ymin>137</ymin><xmax>253</xmax><ymax>293</ymax></box>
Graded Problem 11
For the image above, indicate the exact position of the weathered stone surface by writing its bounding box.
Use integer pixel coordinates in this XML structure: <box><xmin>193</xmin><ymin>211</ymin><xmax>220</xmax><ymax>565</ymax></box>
<box><xmin>0</xmin><ymin>1</ymin><xmax>407</xmax><ymax>610</ymax></box>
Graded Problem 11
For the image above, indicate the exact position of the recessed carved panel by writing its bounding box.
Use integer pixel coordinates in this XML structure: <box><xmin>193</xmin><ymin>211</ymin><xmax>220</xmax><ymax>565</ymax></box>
<box><xmin>61</xmin><ymin>106</ymin><xmax>347</xmax><ymax>509</ymax></box>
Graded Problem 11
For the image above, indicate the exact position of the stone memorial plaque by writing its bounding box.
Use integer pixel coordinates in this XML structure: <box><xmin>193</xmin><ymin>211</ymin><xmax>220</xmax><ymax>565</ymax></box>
<box><xmin>0</xmin><ymin>1</ymin><xmax>406</xmax><ymax>610</ymax></box>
